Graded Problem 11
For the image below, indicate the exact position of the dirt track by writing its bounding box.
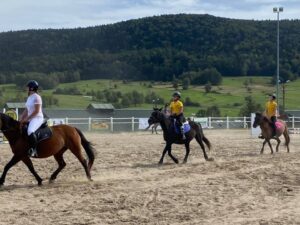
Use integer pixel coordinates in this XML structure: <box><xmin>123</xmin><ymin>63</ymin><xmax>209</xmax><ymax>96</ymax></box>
<box><xmin>0</xmin><ymin>130</ymin><xmax>299</xmax><ymax>225</ymax></box>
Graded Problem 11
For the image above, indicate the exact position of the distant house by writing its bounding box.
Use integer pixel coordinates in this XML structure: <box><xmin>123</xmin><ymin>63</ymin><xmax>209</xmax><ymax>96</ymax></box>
<box><xmin>87</xmin><ymin>103</ymin><xmax>115</xmax><ymax>117</ymax></box>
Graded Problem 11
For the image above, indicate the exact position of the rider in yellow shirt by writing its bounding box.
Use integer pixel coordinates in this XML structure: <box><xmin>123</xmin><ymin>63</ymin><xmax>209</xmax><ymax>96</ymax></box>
<box><xmin>170</xmin><ymin>91</ymin><xmax>185</xmax><ymax>140</ymax></box>
<box><xmin>265</xmin><ymin>94</ymin><xmax>277</xmax><ymax>136</ymax></box>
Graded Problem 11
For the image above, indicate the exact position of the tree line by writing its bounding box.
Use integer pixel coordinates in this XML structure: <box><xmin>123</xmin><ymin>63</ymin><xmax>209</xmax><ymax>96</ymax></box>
<box><xmin>0</xmin><ymin>14</ymin><xmax>299</xmax><ymax>85</ymax></box>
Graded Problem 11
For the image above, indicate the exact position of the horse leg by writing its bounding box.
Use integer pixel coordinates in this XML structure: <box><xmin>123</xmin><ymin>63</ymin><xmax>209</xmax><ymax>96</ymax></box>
<box><xmin>0</xmin><ymin>155</ymin><xmax>21</xmax><ymax>185</ymax></box>
<box><xmin>22</xmin><ymin>157</ymin><xmax>43</xmax><ymax>185</ymax></box>
<box><xmin>260</xmin><ymin>140</ymin><xmax>267</xmax><ymax>154</ymax></box>
<box><xmin>183</xmin><ymin>142</ymin><xmax>190</xmax><ymax>164</ymax></box>
<box><xmin>274</xmin><ymin>137</ymin><xmax>281</xmax><ymax>152</ymax></box>
<box><xmin>49</xmin><ymin>151</ymin><xmax>67</xmax><ymax>183</ymax></box>
<box><xmin>158</xmin><ymin>144</ymin><xmax>169</xmax><ymax>165</ymax></box>
<box><xmin>283</xmin><ymin>128</ymin><xmax>290</xmax><ymax>153</ymax></box>
<box><xmin>167</xmin><ymin>144</ymin><xmax>179</xmax><ymax>164</ymax></box>
<box><xmin>267</xmin><ymin>140</ymin><xmax>274</xmax><ymax>154</ymax></box>
<box><xmin>196</xmin><ymin>135</ymin><xmax>209</xmax><ymax>160</ymax></box>
<box><xmin>70</xmin><ymin>146</ymin><xmax>92</xmax><ymax>181</ymax></box>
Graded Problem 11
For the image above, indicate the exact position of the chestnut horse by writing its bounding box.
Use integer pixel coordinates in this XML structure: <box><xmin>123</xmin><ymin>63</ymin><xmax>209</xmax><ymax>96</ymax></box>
<box><xmin>0</xmin><ymin>113</ymin><xmax>95</xmax><ymax>186</ymax></box>
<box><xmin>253</xmin><ymin>112</ymin><xmax>290</xmax><ymax>154</ymax></box>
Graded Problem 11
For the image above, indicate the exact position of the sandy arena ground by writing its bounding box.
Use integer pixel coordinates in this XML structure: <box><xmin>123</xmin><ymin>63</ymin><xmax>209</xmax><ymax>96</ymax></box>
<box><xmin>0</xmin><ymin>129</ymin><xmax>299</xmax><ymax>225</ymax></box>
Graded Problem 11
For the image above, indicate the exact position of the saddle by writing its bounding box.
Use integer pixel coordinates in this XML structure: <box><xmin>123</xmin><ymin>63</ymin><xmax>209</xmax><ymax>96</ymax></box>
<box><xmin>23</xmin><ymin>121</ymin><xmax>53</xmax><ymax>143</ymax></box>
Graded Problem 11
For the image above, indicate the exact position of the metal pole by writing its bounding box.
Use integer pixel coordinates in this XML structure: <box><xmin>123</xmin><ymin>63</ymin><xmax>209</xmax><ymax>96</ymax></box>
<box><xmin>276</xmin><ymin>11</ymin><xmax>280</xmax><ymax>114</ymax></box>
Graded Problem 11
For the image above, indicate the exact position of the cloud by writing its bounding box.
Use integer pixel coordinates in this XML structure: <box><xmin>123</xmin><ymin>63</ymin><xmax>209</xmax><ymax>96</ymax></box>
<box><xmin>0</xmin><ymin>0</ymin><xmax>299</xmax><ymax>32</ymax></box>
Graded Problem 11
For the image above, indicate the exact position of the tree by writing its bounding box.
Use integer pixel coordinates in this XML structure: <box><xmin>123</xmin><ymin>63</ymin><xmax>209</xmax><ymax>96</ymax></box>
<box><xmin>204</xmin><ymin>82</ymin><xmax>212</xmax><ymax>93</ymax></box>
<box><xmin>206</xmin><ymin>106</ymin><xmax>221</xmax><ymax>117</ymax></box>
<box><xmin>239</xmin><ymin>96</ymin><xmax>263</xmax><ymax>116</ymax></box>
<box><xmin>182</xmin><ymin>78</ymin><xmax>190</xmax><ymax>90</ymax></box>
<box><xmin>131</xmin><ymin>90</ymin><xmax>144</xmax><ymax>106</ymax></box>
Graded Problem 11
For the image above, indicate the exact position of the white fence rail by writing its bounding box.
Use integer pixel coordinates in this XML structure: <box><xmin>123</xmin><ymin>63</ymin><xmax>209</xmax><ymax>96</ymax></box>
<box><xmin>47</xmin><ymin>116</ymin><xmax>300</xmax><ymax>132</ymax></box>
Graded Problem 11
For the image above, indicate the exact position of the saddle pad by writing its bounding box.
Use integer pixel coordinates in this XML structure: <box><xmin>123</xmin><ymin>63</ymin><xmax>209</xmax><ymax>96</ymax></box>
<box><xmin>35</xmin><ymin>126</ymin><xmax>53</xmax><ymax>142</ymax></box>
<box><xmin>174</xmin><ymin>122</ymin><xmax>191</xmax><ymax>134</ymax></box>
<box><xmin>275</xmin><ymin>121</ymin><xmax>283</xmax><ymax>130</ymax></box>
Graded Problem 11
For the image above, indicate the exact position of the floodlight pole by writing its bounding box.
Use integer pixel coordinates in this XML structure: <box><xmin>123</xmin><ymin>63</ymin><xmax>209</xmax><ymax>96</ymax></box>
<box><xmin>273</xmin><ymin>7</ymin><xmax>283</xmax><ymax>114</ymax></box>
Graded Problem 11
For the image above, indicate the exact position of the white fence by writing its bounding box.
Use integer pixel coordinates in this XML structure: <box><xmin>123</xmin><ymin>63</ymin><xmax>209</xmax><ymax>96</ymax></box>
<box><xmin>48</xmin><ymin>116</ymin><xmax>300</xmax><ymax>132</ymax></box>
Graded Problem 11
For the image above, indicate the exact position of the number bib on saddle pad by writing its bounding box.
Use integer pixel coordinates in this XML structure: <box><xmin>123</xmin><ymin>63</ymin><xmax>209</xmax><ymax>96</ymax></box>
<box><xmin>173</xmin><ymin>121</ymin><xmax>191</xmax><ymax>134</ymax></box>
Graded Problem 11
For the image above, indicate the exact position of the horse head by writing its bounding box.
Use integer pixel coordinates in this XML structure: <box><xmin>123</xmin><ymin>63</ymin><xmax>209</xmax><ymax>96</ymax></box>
<box><xmin>148</xmin><ymin>107</ymin><xmax>164</xmax><ymax>125</ymax></box>
<box><xmin>0</xmin><ymin>113</ymin><xmax>20</xmax><ymax>132</ymax></box>
<box><xmin>253</xmin><ymin>112</ymin><xmax>264</xmax><ymax>128</ymax></box>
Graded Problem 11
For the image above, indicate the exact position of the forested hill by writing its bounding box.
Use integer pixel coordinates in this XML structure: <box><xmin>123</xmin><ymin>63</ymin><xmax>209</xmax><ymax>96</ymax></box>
<box><xmin>0</xmin><ymin>14</ymin><xmax>300</xmax><ymax>85</ymax></box>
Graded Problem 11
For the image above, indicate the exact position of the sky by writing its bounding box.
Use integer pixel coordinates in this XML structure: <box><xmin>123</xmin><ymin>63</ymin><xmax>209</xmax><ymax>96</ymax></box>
<box><xmin>0</xmin><ymin>0</ymin><xmax>299</xmax><ymax>32</ymax></box>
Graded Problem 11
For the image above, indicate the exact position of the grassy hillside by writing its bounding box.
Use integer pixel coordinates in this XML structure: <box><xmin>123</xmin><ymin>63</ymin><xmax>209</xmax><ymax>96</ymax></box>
<box><xmin>1</xmin><ymin>77</ymin><xmax>299</xmax><ymax>116</ymax></box>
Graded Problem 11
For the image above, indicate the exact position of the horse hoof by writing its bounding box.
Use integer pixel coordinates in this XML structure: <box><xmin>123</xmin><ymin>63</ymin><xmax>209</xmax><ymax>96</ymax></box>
<box><xmin>182</xmin><ymin>160</ymin><xmax>187</xmax><ymax>164</ymax></box>
<box><xmin>206</xmin><ymin>157</ymin><xmax>214</xmax><ymax>161</ymax></box>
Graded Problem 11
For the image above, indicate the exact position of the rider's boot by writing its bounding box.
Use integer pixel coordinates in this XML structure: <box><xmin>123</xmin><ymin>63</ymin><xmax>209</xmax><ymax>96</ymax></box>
<box><xmin>272</xmin><ymin>123</ymin><xmax>277</xmax><ymax>137</ymax></box>
<box><xmin>28</xmin><ymin>133</ymin><xmax>38</xmax><ymax>157</ymax></box>
<box><xmin>180</xmin><ymin>126</ymin><xmax>186</xmax><ymax>140</ymax></box>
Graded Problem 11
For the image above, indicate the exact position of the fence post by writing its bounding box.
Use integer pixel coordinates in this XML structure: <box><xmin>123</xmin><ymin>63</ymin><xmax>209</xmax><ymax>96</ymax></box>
<box><xmin>208</xmin><ymin>117</ymin><xmax>211</xmax><ymax>128</ymax></box>
<box><xmin>243</xmin><ymin>116</ymin><xmax>247</xmax><ymax>128</ymax></box>
<box><xmin>132</xmin><ymin>117</ymin><xmax>135</xmax><ymax>132</ymax></box>
<box><xmin>226</xmin><ymin>116</ymin><xmax>229</xmax><ymax>129</ymax></box>
<box><xmin>110</xmin><ymin>117</ymin><xmax>113</xmax><ymax>133</ymax></box>
<box><xmin>292</xmin><ymin>116</ymin><xmax>295</xmax><ymax>129</ymax></box>
<box><xmin>88</xmin><ymin>117</ymin><xmax>91</xmax><ymax>131</ymax></box>
<box><xmin>65</xmin><ymin>117</ymin><xmax>68</xmax><ymax>125</ymax></box>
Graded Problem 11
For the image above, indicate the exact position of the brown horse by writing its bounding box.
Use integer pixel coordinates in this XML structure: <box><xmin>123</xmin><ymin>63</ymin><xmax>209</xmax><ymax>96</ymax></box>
<box><xmin>0</xmin><ymin>113</ymin><xmax>95</xmax><ymax>186</ymax></box>
<box><xmin>253</xmin><ymin>112</ymin><xmax>290</xmax><ymax>154</ymax></box>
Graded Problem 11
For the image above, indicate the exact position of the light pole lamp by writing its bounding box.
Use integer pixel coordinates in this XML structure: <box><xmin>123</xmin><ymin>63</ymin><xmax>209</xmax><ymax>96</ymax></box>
<box><xmin>273</xmin><ymin>7</ymin><xmax>283</xmax><ymax>114</ymax></box>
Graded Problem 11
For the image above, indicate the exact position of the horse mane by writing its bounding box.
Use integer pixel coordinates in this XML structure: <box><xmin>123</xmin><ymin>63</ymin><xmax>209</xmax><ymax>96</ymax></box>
<box><xmin>262</xmin><ymin>115</ymin><xmax>273</xmax><ymax>126</ymax></box>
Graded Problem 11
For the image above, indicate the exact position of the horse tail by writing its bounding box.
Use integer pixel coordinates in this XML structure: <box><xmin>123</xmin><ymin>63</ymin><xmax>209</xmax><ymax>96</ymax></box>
<box><xmin>75</xmin><ymin>128</ymin><xmax>95</xmax><ymax>171</ymax></box>
<box><xmin>192</xmin><ymin>122</ymin><xmax>211</xmax><ymax>150</ymax></box>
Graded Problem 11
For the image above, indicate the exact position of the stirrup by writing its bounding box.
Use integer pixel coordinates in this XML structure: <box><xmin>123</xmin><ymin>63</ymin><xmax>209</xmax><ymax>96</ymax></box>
<box><xmin>28</xmin><ymin>148</ymin><xmax>38</xmax><ymax>157</ymax></box>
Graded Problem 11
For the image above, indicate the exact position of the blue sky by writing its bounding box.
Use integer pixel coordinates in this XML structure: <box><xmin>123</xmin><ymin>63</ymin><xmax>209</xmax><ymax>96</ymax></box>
<box><xmin>0</xmin><ymin>0</ymin><xmax>299</xmax><ymax>32</ymax></box>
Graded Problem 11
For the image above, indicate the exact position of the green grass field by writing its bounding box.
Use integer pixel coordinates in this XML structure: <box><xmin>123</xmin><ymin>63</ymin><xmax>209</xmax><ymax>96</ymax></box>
<box><xmin>1</xmin><ymin>77</ymin><xmax>299</xmax><ymax>116</ymax></box>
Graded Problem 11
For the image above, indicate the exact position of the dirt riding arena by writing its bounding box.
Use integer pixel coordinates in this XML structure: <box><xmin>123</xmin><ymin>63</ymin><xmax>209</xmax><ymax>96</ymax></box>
<box><xmin>0</xmin><ymin>130</ymin><xmax>299</xmax><ymax>225</ymax></box>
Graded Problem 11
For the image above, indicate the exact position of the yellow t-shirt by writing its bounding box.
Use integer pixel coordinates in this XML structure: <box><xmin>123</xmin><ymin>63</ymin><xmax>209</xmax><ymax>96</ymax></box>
<box><xmin>265</xmin><ymin>100</ymin><xmax>277</xmax><ymax>118</ymax></box>
<box><xmin>170</xmin><ymin>100</ymin><xmax>183</xmax><ymax>115</ymax></box>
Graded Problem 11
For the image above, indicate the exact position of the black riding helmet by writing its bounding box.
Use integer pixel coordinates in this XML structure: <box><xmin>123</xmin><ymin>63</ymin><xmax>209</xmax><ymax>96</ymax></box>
<box><xmin>27</xmin><ymin>80</ymin><xmax>39</xmax><ymax>92</ymax></box>
<box><xmin>173</xmin><ymin>91</ymin><xmax>181</xmax><ymax>98</ymax></box>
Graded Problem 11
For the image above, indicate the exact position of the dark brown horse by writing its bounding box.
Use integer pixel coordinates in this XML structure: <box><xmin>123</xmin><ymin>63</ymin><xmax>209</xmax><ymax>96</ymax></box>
<box><xmin>148</xmin><ymin>108</ymin><xmax>212</xmax><ymax>164</ymax></box>
<box><xmin>253</xmin><ymin>112</ymin><xmax>290</xmax><ymax>154</ymax></box>
<box><xmin>0</xmin><ymin>113</ymin><xmax>95</xmax><ymax>186</ymax></box>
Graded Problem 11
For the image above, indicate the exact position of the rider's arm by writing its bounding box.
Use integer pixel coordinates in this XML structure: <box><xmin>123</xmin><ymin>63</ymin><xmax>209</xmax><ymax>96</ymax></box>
<box><xmin>26</xmin><ymin>104</ymin><xmax>41</xmax><ymax>121</ymax></box>
<box><xmin>20</xmin><ymin>108</ymin><xmax>28</xmax><ymax>121</ymax></box>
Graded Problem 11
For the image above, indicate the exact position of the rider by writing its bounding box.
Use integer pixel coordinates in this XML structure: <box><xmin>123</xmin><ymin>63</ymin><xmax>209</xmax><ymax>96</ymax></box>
<box><xmin>170</xmin><ymin>91</ymin><xmax>185</xmax><ymax>140</ymax></box>
<box><xmin>20</xmin><ymin>80</ymin><xmax>44</xmax><ymax>157</ymax></box>
<box><xmin>265</xmin><ymin>93</ymin><xmax>278</xmax><ymax>136</ymax></box>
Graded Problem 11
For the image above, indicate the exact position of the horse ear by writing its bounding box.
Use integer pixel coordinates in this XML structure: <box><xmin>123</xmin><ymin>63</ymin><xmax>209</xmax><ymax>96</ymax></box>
<box><xmin>159</xmin><ymin>107</ymin><xmax>163</xmax><ymax>111</ymax></box>
<box><xmin>153</xmin><ymin>107</ymin><xmax>158</xmax><ymax>111</ymax></box>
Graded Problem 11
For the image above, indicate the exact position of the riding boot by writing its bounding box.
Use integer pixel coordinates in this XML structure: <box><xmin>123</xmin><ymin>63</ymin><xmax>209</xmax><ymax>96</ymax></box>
<box><xmin>28</xmin><ymin>133</ymin><xmax>38</xmax><ymax>157</ymax></box>
<box><xmin>180</xmin><ymin>126</ymin><xmax>186</xmax><ymax>140</ymax></box>
<box><xmin>272</xmin><ymin>123</ymin><xmax>277</xmax><ymax>137</ymax></box>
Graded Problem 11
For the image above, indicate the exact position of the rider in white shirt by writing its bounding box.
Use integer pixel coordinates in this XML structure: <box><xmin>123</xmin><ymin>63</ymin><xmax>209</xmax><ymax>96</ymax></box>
<box><xmin>20</xmin><ymin>80</ymin><xmax>44</xmax><ymax>157</ymax></box>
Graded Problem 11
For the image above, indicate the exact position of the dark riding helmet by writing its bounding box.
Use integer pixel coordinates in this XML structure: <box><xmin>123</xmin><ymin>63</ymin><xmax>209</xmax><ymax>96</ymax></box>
<box><xmin>269</xmin><ymin>93</ymin><xmax>276</xmax><ymax>99</ymax></box>
<box><xmin>27</xmin><ymin>80</ymin><xmax>39</xmax><ymax>92</ymax></box>
<box><xmin>173</xmin><ymin>91</ymin><xmax>181</xmax><ymax>98</ymax></box>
